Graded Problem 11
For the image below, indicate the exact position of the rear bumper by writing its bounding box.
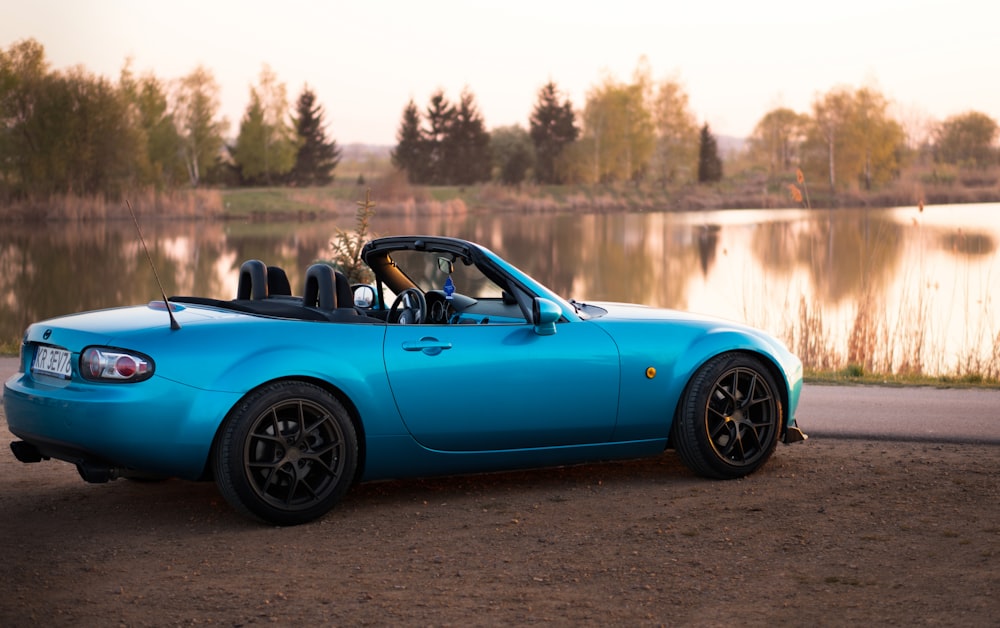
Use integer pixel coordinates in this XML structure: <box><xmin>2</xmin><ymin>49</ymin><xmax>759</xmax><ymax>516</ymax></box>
<box><xmin>9</xmin><ymin>439</ymin><xmax>122</xmax><ymax>482</ymax></box>
<box><xmin>3</xmin><ymin>372</ymin><xmax>240</xmax><ymax>480</ymax></box>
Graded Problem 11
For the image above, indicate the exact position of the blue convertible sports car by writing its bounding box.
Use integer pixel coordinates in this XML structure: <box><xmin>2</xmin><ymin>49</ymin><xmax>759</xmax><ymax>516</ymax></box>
<box><xmin>4</xmin><ymin>235</ymin><xmax>806</xmax><ymax>525</ymax></box>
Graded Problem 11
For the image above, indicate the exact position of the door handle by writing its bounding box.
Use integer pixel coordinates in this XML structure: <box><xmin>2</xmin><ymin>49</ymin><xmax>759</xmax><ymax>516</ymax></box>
<box><xmin>401</xmin><ymin>337</ymin><xmax>453</xmax><ymax>356</ymax></box>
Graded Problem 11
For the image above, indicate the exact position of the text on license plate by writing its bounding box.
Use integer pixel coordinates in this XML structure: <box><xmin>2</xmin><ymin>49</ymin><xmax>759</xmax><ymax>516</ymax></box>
<box><xmin>32</xmin><ymin>345</ymin><xmax>73</xmax><ymax>379</ymax></box>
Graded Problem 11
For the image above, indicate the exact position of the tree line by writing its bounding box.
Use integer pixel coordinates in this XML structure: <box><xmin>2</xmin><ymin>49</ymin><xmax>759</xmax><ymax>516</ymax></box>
<box><xmin>2</xmin><ymin>39</ymin><xmax>997</xmax><ymax>204</ymax></box>
<box><xmin>392</xmin><ymin>72</ymin><xmax>723</xmax><ymax>187</ymax></box>
<box><xmin>0</xmin><ymin>39</ymin><xmax>339</xmax><ymax>201</ymax></box>
<box><xmin>747</xmin><ymin>90</ymin><xmax>999</xmax><ymax>194</ymax></box>
<box><xmin>390</xmin><ymin>61</ymin><xmax>995</xmax><ymax>195</ymax></box>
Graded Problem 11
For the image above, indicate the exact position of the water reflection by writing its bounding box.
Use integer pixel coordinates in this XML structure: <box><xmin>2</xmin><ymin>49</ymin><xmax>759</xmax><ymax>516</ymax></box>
<box><xmin>749</xmin><ymin>210</ymin><xmax>907</xmax><ymax>303</ymax></box>
<box><xmin>2</xmin><ymin>203</ymin><xmax>997</xmax><ymax>375</ymax></box>
<box><xmin>939</xmin><ymin>230</ymin><xmax>995</xmax><ymax>257</ymax></box>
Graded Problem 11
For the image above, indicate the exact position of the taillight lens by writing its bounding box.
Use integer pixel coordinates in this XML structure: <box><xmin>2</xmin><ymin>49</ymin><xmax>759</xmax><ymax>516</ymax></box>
<box><xmin>80</xmin><ymin>348</ymin><xmax>154</xmax><ymax>382</ymax></box>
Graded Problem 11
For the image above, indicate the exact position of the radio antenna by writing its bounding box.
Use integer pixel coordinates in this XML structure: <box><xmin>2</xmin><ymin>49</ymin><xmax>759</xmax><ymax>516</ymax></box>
<box><xmin>126</xmin><ymin>199</ymin><xmax>180</xmax><ymax>330</ymax></box>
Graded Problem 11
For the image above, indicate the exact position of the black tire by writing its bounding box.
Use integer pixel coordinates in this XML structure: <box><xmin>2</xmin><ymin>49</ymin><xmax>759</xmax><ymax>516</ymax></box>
<box><xmin>671</xmin><ymin>353</ymin><xmax>782</xmax><ymax>479</ymax></box>
<box><xmin>214</xmin><ymin>381</ymin><xmax>358</xmax><ymax>525</ymax></box>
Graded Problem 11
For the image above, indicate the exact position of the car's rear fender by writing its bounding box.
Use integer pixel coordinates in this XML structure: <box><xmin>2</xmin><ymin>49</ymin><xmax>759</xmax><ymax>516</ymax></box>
<box><xmin>176</xmin><ymin>327</ymin><xmax>397</xmax><ymax>480</ymax></box>
<box><xmin>198</xmin><ymin>343</ymin><xmax>394</xmax><ymax>426</ymax></box>
<box><xmin>199</xmin><ymin>373</ymin><xmax>374</xmax><ymax>483</ymax></box>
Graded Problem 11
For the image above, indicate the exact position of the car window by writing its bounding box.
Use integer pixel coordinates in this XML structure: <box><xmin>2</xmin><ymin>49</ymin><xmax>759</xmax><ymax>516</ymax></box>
<box><xmin>384</xmin><ymin>250</ymin><xmax>527</xmax><ymax>324</ymax></box>
<box><xmin>388</xmin><ymin>251</ymin><xmax>504</xmax><ymax>299</ymax></box>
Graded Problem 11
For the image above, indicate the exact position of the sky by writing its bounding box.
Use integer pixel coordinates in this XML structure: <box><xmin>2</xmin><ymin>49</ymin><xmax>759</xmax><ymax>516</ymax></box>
<box><xmin>3</xmin><ymin>0</ymin><xmax>998</xmax><ymax>146</ymax></box>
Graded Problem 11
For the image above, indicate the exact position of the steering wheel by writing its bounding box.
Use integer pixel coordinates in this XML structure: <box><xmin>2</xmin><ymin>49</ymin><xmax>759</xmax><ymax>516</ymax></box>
<box><xmin>388</xmin><ymin>288</ymin><xmax>427</xmax><ymax>324</ymax></box>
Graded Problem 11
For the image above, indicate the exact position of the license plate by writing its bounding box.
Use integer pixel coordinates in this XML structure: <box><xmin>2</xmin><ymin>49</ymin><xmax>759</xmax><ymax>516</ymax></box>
<box><xmin>32</xmin><ymin>345</ymin><xmax>73</xmax><ymax>379</ymax></box>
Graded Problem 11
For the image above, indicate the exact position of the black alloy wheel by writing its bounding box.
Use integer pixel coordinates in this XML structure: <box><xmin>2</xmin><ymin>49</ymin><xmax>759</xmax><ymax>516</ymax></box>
<box><xmin>214</xmin><ymin>381</ymin><xmax>358</xmax><ymax>525</ymax></box>
<box><xmin>671</xmin><ymin>353</ymin><xmax>782</xmax><ymax>479</ymax></box>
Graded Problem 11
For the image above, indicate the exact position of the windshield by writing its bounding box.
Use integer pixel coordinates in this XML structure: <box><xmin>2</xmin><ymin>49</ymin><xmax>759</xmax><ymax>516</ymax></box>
<box><xmin>387</xmin><ymin>250</ymin><xmax>505</xmax><ymax>299</ymax></box>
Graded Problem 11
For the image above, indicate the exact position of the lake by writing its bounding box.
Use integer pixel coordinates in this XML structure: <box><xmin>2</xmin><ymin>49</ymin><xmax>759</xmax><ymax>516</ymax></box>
<box><xmin>2</xmin><ymin>202</ymin><xmax>997</xmax><ymax>376</ymax></box>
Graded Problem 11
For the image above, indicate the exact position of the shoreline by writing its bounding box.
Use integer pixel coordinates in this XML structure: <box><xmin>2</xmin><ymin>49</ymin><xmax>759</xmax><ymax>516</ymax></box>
<box><xmin>2</xmin><ymin>182</ymin><xmax>999</xmax><ymax>223</ymax></box>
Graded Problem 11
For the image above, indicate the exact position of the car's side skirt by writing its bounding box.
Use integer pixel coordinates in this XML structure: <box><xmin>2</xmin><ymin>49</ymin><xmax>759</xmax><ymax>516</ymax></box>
<box><xmin>359</xmin><ymin>435</ymin><xmax>669</xmax><ymax>481</ymax></box>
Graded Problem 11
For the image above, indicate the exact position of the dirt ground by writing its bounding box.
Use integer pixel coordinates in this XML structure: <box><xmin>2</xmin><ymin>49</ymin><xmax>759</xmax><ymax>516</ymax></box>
<box><xmin>0</xmin><ymin>411</ymin><xmax>997</xmax><ymax>626</ymax></box>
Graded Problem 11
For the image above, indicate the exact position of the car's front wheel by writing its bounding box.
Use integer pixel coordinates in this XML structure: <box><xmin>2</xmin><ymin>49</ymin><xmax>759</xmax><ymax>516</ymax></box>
<box><xmin>671</xmin><ymin>353</ymin><xmax>782</xmax><ymax>479</ymax></box>
<box><xmin>214</xmin><ymin>381</ymin><xmax>358</xmax><ymax>525</ymax></box>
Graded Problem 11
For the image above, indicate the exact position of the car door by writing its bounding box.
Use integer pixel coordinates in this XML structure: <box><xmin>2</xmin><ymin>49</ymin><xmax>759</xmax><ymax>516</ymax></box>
<box><xmin>383</xmin><ymin>320</ymin><xmax>621</xmax><ymax>452</ymax></box>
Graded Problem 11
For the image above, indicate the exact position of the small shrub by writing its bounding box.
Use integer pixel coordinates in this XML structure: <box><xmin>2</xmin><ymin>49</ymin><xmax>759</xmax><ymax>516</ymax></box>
<box><xmin>843</xmin><ymin>364</ymin><xmax>865</xmax><ymax>378</ymax></box>
<box><xmin>323</xmin><ymin>190</ymin><xmax>376</xmax><ymax>284</ymax></box>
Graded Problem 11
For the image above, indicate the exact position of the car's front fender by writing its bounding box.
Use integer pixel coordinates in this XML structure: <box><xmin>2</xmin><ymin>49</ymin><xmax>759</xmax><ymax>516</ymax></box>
<box><xmin>669</xmin><ymin>327</ymin><xmax>803</xmax><ymax>429</ymax></box>
<box><xmin>594</xmin><ymin>318</ymin><xmax>802</xmax><ymax>440</ymax></box>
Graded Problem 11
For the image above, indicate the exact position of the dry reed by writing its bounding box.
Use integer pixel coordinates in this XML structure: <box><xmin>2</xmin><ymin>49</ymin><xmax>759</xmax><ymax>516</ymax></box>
<box><xmin>1</xmin><ymin>188</ymin><xmax>224</xmax><ymax>222</ymax></box>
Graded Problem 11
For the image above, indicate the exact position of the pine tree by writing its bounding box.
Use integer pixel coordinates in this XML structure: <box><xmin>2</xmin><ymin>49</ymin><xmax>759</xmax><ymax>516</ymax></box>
<box><xmin>290</xmin><ymin>87</ymin><xmax>341</xmax><ymax>186</ymax></box>
<box><xmin>447</xmin><ymin>88</ymin><xmax>491</xmax><ymax>185</ymax></box>
<box><xmin>423</xmin><ymin>90</ymin><xmax>455</xmax><ymax>185</ymax></box>
<box><xmin>232</xmin><ymin>90</ymin><xmax>269</xmax><ymax>185</ymax></box>
<box><xmin>529</xmin><ymin>81</ymin><xmax>579</xmax><ymax>184</ymax></box>
<box><xmin>697</xmin><ymin>124</ymin><xmax>723</xmax><ymax>183</ymax></box>
<box><xmin>391</xmin><ymin>99</ymin><xmax>426</xmax><ymax>183</ymax></box>
<box><xmin>391</xmin><ymin>89</ymin><xmax>490</xmax><ymax>185</ymax></box>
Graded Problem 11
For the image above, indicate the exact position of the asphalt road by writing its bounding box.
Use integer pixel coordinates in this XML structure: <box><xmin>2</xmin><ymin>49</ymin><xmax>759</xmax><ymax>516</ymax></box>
<box><xmin>796</xmin><ymin>383</ymin><xmax>1000</xmax><ymax>445</ymax></box>
<box><xmin>1</xmin><ymin>357</ymin><xmax>998</xmax><ymax>445</ymax></box>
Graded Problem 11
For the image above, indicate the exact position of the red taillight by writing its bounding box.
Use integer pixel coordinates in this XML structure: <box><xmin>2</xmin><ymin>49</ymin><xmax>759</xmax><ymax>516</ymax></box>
<box><xmin>80</xmin><ymin>348</ymin><xmax>153</xmax><ymax>382</ymax></box>
<box><xmin>115</xmin><ymin>355</ymin><xmax>137</xmax><ymax>377</ymax></box>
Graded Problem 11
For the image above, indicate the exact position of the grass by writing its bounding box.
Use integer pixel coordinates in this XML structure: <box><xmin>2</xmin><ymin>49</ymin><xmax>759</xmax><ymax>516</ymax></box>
<box><xmin>7</xmin><ymin>168</ymin><xmax>998</xmax><ymax>222</ymax></box>
<box><xmin>221</xmin><ymin>186</ymin><xmax>365</xmax><ymax>218</ymax></box>
<box><xmin>803</xmin><ymin>368</ymin><xmax>1000</xmax><ymax>389</ymax></box>
<box><xmin>207</xmin><ymin>167</ymin><xmax>1000</xmax><ymax>217</ymax></box>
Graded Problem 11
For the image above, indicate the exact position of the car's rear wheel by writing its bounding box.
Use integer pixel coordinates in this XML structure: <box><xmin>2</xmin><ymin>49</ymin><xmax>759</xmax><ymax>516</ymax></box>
<box><xmin>671</xmin><ymin>353</ymin><xmax>781</xmax><ymax>479</ymax></box>
<box><xmin>214</xmin><ymin>381</ymin><xmax>358</xmax><ymax>525</ymax></box>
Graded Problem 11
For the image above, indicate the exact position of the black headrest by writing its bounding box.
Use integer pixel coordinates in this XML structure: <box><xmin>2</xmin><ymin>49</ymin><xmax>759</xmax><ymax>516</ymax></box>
<box><xmin>237</xmin><ymin>260</ymin><xmax>268</xmax><ymax>300</ymax></box>
<box><xmin>266</xmin><ymin>266</ymin><xmax>292</xmax><ymax>296</ymax></box>
<box><xmin>303</xmin><ymin>264</ymin><xmax>337</xmax><ymax>310</ymax></box>
<box><xmin>334</xmin><ymin>272</ymin><xmax>354</xmax><ymax>308</ymax></box>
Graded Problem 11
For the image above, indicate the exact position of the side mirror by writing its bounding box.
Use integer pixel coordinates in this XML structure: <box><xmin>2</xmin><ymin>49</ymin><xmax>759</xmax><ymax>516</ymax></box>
<box><xmin>353</xmin><ymin>284</ymin><xmax>376</xmax><ymax>308</ymax></box>
<box><xmin>531</xmin><ymin>297</ymin><xmax>561</xmax><ymax>336</ymax></box>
